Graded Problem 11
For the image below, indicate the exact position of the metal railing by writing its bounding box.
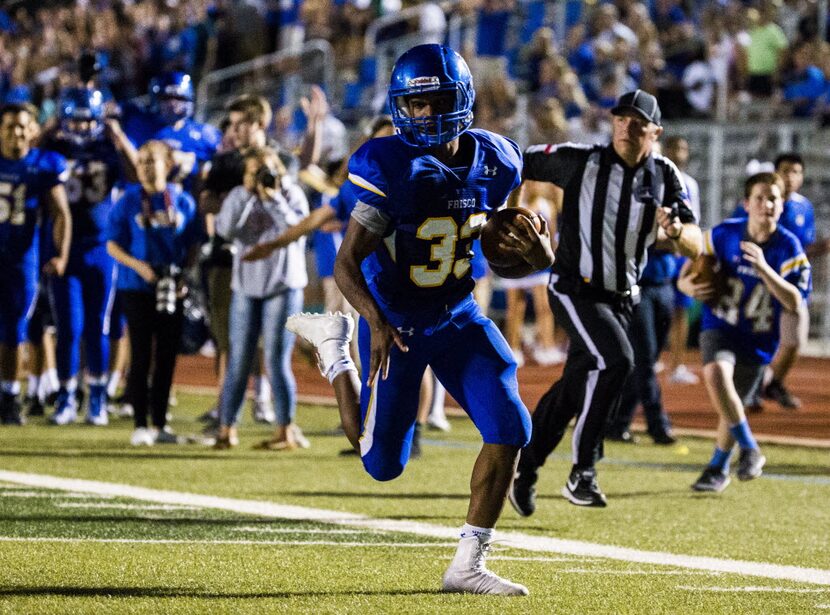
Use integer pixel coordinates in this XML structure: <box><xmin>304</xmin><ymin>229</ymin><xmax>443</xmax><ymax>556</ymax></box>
<box><xmin>195</xmin><ymin>39</ymin><xmax>334</xmax><ymax>124</ymax></box>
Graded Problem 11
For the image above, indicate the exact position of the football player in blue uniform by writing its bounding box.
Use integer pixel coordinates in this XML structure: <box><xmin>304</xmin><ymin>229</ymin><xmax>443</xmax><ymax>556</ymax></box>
<box><xmin>679</xmin><ymin>172</ymin><xmax>811</xmax><ymax>492</ymax></box>
<box><xmin>728</xmin><ymin>153</ymin><xmax>822</xmax><ymax>410</ymax></box>
<box><xmin>41</xmin><ymin>88</ymin><xmax>137</xmax><ymax>425</ymax></box>
<box><xmin>0</xmin><ymin>103</ymin><xmax>72</xmax><ymax>425</ymax></box>
<box><xmin>286</xmin><ymin>45</ymin><xmax>553</xmax><ymax>595</ymax></box>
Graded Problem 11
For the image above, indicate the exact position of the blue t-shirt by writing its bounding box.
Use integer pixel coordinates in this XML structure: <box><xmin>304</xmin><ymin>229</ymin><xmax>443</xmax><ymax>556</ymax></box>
<box><xmin>106</xmin><ymin>183</ymin><xmax>202</xmax><ymax>292</ymax></box>
<box><xmin>153</xmin><ymin>118</ymin><xmax>221</xmax><ymax>190</ymax></box>
<box><xmin>0</xmin><ymin>148</ymin><xmax>68</xmax><ymax>270</ymax></box>
<box><xmin>40</xmin><ymin>131</ymin><xmax>124</xmax><ymax>249</ymax></box>
<box><xmin>347</xmin><ymin>129</ymin><xmax>521</xmax><ymax>321</ymax></box>
<box><xmin>730</xmin><ymin>192</ymin><xmax>816</xmax><ymax>249</ymax></box>
<box><xmin>701</xmin><ymin>219</ymin><xmax>811</xmax><ymax>364</ymax></box>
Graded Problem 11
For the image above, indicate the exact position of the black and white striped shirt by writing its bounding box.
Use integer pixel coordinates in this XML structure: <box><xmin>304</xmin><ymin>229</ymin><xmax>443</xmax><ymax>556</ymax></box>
<box><xmin>524</xmin><ymin>142</ymin><xmax>696</xmax><ymax>293</ymax></box>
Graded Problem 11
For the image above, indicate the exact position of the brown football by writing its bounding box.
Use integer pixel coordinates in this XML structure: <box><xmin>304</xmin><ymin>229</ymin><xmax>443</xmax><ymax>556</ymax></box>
<box><xmin>688</xmin><ymin>254</ymin><xmax>729</xmax><ymax>306</ymax></box>
<box><xmin>480</xmin><ymin>207</ymin><xmax>543</xmax><ymax>268</ymax></box>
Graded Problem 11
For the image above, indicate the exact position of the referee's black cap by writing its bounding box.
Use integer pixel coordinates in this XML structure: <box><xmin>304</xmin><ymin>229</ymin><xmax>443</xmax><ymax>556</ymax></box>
<box><xmin>611</xmin><ymin>89</ymin><xmax>661</xmax><ymax>126</ymax></box>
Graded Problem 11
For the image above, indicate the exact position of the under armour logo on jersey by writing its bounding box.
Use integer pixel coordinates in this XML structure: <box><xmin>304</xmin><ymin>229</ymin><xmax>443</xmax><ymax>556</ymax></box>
<box><xmin>397</xmin><ymin>326</ymin><xmax>415</xmax><ymax>337</ymax></box>
<box><xmin>483</xmin><ymin>165</ymin><xmax>498</xmax><ymax>177</ymax></box>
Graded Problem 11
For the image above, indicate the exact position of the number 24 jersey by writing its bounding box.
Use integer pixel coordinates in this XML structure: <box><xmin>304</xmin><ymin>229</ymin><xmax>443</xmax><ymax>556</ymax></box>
<box><xmin>701</xmin><ymin>218</ymin><xmax>811</xmax><ymax>364</ymax></box>
<box><xmin>346</xmin><ymin>129</ymin><xmax>521</xmax><ymax>320</ymax></box>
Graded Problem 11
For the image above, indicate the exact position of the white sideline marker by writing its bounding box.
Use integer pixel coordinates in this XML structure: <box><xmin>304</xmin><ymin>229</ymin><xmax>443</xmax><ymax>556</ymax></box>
<box><xmin>1</xmin><ymin>470</ymin><xmax>828</xmax><ymax>587</ymax></box>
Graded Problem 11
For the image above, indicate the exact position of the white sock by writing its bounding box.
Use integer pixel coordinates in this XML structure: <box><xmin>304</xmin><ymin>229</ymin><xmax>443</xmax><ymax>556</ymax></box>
<box><xmin>256</xmin><ymin>375</ymin><xmax>272</xmax><ymax>402</ymax></box>
<box><xmin>107</xmin><ymin>370</ymin><xmax>122</xmax><ymax>398</ymax></box>
<box><xmin>459</xmin><ymin>523</ymin><xmax>493</xmax><ymax>543</ymax></box>
<box><xmin>319</xmin><ymin>339</ymin><xmax>357</xmax><ymax>384</ymax></box>
<box><xmin>61</xmin><ymin>377</ymin><xmax>78</xmax><ymax>393</ymax></box>
<box><xmin>44</xmin><ymin>369</ymin><xmax>59</xmax><ymax>393</ymax></box>
<box><xmin>429</xmin><ymin>374</ymin><xmax>447</xmax><ymax>420</ymax></box>
<box><xmin>1</xmin><ymin>380</ymin><xmax>21</xmax><ymax>395</ymax></box>
<box><xmin>87</xmin><ymin>374</ymin><xmax>108</xmax><ymax>387</ymax></box>
<box><xmin>326</xmin><ymin>358</ymin><xmax>357</xmax><ymax>384</ymax></box>
<box><xmin>27</xmin><ymin>374</ymin><xmax>39</xmax><ymax>399</ymax></box>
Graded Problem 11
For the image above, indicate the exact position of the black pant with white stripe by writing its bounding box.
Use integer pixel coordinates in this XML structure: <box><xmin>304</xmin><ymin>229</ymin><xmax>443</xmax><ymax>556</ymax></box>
<box><xmin>520</xmin><ymin>287</ymin><xmax>634</xmax><ymax>472</ymax></box>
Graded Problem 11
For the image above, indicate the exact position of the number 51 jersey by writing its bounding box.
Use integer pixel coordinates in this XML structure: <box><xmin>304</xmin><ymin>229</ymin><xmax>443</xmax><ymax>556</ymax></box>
<box><xmin>701</xmin><ymin>218</ymin><xmax>811</xmax><ymax>364</ymax></box>
<box><xmin>347</xmin><ymin>130</ymin><xmax>521</xmax><ymax>322</ymax></box>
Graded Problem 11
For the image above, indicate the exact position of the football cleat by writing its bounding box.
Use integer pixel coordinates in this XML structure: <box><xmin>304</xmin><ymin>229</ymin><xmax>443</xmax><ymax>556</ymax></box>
<box><xmin>154</xmin><ymin>426</ymin><xmax>180</xmax><ymax>444</ymax></box>
<box><xmin>736</xmin><ymin>448</ymin><xmax>766</xmax><ymax>481</ymax></box>
<box><xmin>50</xmin><ymin>389</ymin><xmax>79</xmax><ymax>426</ymax></box>
<box><xmin>442</xmin><ymin>539</ymin><xmax>528</xmax><ymax>596</ymax></box>
<box><xmin>761</xmin><ymin>379</ymin><xmax>801</xmax><ymax>410</ymax></box>
<box><xmin>692</xmin><ymin>466</ymin><xmax>731</xmax><ymax>493</ymax></box>
<box><xmin>130</xmin><ymin>427</ymin><xmax>155</xmax><ymax>446</ymax></box>
<box><xmin>251</xmin><ymin>398</ymin><xmax>276</xmax><ymax>424</ymax></box>
<box><xmin>562</xmin><ymin>467</ymin><xmax>607</xmax><ymax>507</ymax></box>
<box><xmin>85</xmin><ymin>384</ymin><xmax>109</xmax><ymax>426</ymax></box>
<box><xmin>508</xmin><ymin>469</ymin><xmax>537</xmax><ymax>517</ymax></box>
<box><xmin>1</xmin><ymin>393</ymin><xmax>25</xmax><ymax>425</ymax></box>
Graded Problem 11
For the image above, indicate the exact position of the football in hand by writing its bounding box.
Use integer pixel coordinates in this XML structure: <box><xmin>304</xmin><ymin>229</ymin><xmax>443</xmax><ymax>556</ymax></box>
<box><xmin>480</xmin><ymin>207</ymin><xmax>543</xmax><ymax>269</ymax></box>
<box><xmin>688</xmin><ymin>254</ymin><xmax>728</xmax><ymax>306</ymax></box>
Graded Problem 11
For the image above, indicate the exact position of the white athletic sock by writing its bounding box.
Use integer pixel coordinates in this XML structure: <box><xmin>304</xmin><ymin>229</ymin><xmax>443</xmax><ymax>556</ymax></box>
<box><xmin>256</xmin><ymin>375</ymin><xmax>272</xmax><ymax>402</ymax></box>
<box><xmin>429</xmin><ymin>373</ymin><xmax>447</xmax><ymax>420</ymax></box>
<box><xmin>61</xmin><ymin>377</ymin><xmax>78</xmax><ymax>393</ymax></box>
<box><xmin>319</xmin><ymin>339</ymin><xmax>357</xmax><ymax>384</ymax></box>
<box><xmin>86</xmin><ymin>374</ymin><xmax>108</xmax><ymax>386</ymax></box>
<box><xmin>459</xmin><ymin>523</ymin><xmax>493</xmax><ymax>543</ymax></box>
<box><xmin>27</xmin><ymin>374</ymin><xmax>39</xmax><ymax>399</ymax></box>
<box><xmin>107</xmin><ymin>370</ymin><xmax>122</xmax><ymax>398</ymax></box>
<box><xmin>1</xmin><ymin>380</ymin><xmax>21</xmax><ymax>395</ymax></box>
<box><xmin>44</xmin><ymin>369</ymin><xmax>59</xmax><ymax>393</ymax></box>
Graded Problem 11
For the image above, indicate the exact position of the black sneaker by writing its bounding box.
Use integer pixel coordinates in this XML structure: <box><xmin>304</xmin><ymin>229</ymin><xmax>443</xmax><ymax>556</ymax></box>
<box><xmin>736</xmin><ymin>448</ymin><xmax>766</xmax><ymax>481</ymax></box>
<box><xmin>562</xmin><ymin>468</ymin><xmax>607</xmax><ymax>507</ymax></box>
<box><xmin>762</xmin><ymin>379</ymin><xmax>801</xmax><ymax>410</ymax></box>
<box><xmin>606</xmin><ymin>429</ymin><xmax>639</xmax><ymax>444</ymax></box>
<box><xmin>508</xmin><ymin>468</ymin><xmax>538</xmax><ymax>517</ymax></box>
<box><xmin>25</xmin><ymin>396</ymin><xmax>45</xmax><ymax>417</ymax></box>
<box><xmin>651</xmin><ymin>431</ymin><xmax>677</xmax><ymax>445</ymax></box>
<box><xmin>1</xmin><ymin>393</ymin><xmax>25</xmax><ymax>425</ymax></box>
<box><xmin>691</xmin><ymin>466</ymin><xmax>730</xmax><ymax>492</ymax></box>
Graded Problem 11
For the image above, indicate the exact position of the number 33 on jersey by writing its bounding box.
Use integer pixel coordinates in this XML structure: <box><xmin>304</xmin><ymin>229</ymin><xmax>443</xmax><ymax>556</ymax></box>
<box><xmin>701</xmin><ymin>219</ymin><xmax>811</xmax><ymax>364</ymax></box>
<box><xmin>346</xmin><ymin>129</ymin><xmax>522</xmax><ymax>316</ymax></box>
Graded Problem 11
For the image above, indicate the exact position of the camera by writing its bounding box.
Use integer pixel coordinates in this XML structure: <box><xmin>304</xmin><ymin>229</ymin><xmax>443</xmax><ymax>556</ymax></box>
<box><xmin>255</xmin><ymin>165</ymin><xmax>279</xmax><ymax>189</ymax></box>
<box><xmin>154</xmin><ymin>264</ymin><xmax>182</xmax><ymax>315</ymax></box>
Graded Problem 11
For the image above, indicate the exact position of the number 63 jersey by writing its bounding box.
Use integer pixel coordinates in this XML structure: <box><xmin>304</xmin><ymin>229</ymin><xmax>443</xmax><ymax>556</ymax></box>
<box><xmin>346</xmin><ymin>130</ymin><xmax>521</xmax><ymax>323</ymax></box>
<box><xmin>701</xmin><ymin>218</ymin><xmax>811</xmax><ymax>364</ymax></box>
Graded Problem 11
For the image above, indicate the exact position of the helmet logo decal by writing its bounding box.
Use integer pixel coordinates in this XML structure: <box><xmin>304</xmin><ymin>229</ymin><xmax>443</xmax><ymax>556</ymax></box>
<box><xmin>406</xmin><ymin>76</ymin><xmax>441</xmax><ymax>90</ymax></box>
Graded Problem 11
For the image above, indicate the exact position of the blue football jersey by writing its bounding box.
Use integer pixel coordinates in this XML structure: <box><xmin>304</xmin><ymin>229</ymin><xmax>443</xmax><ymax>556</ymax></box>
<box><xmin>701</xmin><ymin>219</ymin><xmax>811</xmax><ymax>364</ymax></box>
<box><xmin>729</xmin><ymin>192</ymin><xmax>816</xmax><ymax>249</ymax></box>
<box><xmin>153</xmin><ymin>118</ymin><xmax>221</xmax><ymax>189</ymax></box>
<box><xmin>347</xmin><ymin>129</ymin><xmax>521</xmax><ymax>319</ymax></box>
<box><xmin>0</xmin><ymin>148</ymin><xmax>68</xmax><ymax>269</ymax></box>
<box><xmin>122</xmin><ymin>102</ymin><xmax>166</xmax><ymax>149</ymax></box>
<box><xmin>40</xmin><ymin>131</ymin><xmax>123</xmax><ymax>248</ymax></box>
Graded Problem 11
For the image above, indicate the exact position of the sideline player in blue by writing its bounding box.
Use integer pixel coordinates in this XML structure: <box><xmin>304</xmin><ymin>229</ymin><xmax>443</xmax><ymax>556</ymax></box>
<box><xmin>0</xmin><ymin>103</ymin><xmax>72</xmax><ymax>425</ymax></box>
<box><xmin>41</xmin><ymin>88</ymin><xmax>137</xmax><ymax>425</ymax></box>
<box><xmin>286</xmin><ymin>44</ymin><xmax>553</xmax><ymax>595</ymax></box>
<box><xmin>679</xmin><ymin>172</ymin><xmax>810</xmax><ymax>492</ymax></box>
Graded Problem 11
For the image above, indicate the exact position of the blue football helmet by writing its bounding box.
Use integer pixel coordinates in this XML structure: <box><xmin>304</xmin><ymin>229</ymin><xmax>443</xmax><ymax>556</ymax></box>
<box><xmin>58</xmin><ymin>87</ymin><xmax>105</xmax><ymax>144</ymax></box>
<box><xmin>149</xmin><ymin>71</ymin><xmax>194</xmax><ymax>124</ymax></box>
<box><xmin>388</xmin><ymin>44</ymin><xmax>475</xmax><ymax>147</ymax></box>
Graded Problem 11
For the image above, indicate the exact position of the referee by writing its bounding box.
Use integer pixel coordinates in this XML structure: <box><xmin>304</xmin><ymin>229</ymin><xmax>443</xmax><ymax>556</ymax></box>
<box><xmin>509</xmin><ymin>90</ymin><xmax>702</xmax><ymax>513</ymax></box>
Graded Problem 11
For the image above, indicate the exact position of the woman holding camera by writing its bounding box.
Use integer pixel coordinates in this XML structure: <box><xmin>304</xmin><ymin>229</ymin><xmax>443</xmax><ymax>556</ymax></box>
<box><xmin>106</xmin><ymin>140</ymin><xmax>202</xmax><ymax>446</ymax></box>
<box><xmin>213</xmin><ymin>147</ymin><xmax>309</xmax><ymax>449</ymax></box>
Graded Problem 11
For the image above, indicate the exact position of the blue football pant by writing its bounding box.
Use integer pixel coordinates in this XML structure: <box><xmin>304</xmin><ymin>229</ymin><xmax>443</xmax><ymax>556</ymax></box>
<box><xmin>0</xmin><ymin>265</ymin><xmax>38</xmax><ymax>346</ymax></box>
<box><xmin>50</xmin><ymin>244</ymin><xmax>116</xmax><ymax>380</ymax></box>
<box><xmin>357</xmin><ymin>298</ymin><xmax>531</xmax><ymax>482</ymax></box>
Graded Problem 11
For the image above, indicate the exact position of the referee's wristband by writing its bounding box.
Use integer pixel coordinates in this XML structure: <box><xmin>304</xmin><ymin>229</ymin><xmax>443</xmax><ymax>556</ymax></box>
<box><xmin>667</xmin><ymin>225</ymin><xmax>683</xmax><ymax>241</ymax></box>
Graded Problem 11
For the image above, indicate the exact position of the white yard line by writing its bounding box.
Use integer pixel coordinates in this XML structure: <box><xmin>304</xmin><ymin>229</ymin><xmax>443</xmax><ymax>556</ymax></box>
<box><xmin>0</xmin><ymin>537</ymin><xmax>455</xmax><ymax>548</ymax></box>
<box><xmin>0</xmin><ymin>491</ymin><xmax>113</xmax><ymax>499</ymax></box>
<box><xmin>232</xmin><ymin>526</ymin><xmax>375</xmax><ymax>534</ymax></box>
<box><xmin>1</xmin><ymin>470</ymin><xmax>828</xmax><ymax>587</ymax></box>
<box><xmin>677</xmin><ymin>586</ymin><xmax>829</xmax><ymax>593</ymax></box>
<box><xmin>54</xmin><ymin>503</ymin><xmax>198</xmax><ymax>511</ymax></box>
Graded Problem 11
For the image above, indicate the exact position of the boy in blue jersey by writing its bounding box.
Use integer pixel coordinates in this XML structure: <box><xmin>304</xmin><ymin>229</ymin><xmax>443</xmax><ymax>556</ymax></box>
<box><xmin>286</xmin><ymin>45</ymin><xmax>553</xmax><ymax>595</ymax></box>
<box><xmin>679</xmin><ymin>172</ymin><xmax>811</xmax><ymax>492</ymax></box>
<box><xmin>0</xmin><ymin>104</ymin><xmax>72</xmax><ymax>425</ymax></box>
<box><xmin>40</xmin><ymin>88</ymin><xmax>137</xmax><ymax>426</ymax></box>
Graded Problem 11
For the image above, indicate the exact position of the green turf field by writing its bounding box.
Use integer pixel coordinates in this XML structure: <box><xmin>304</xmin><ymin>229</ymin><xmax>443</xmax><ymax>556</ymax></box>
<box><xmin>0</xmin><ymin>392</ymin><xmax>828</xmax><ymax>614</ymax></box>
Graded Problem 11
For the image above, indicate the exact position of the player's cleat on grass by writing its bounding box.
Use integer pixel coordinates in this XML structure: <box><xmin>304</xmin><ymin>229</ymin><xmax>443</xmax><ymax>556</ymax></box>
<box><xmin>85</xmin><ymin>384</ymin><xmax>108</xmax><ymax>426</ymax></box>
<box><xmin>761</xmin><ymin>379</ymin><xmax>801</xmax><ymax>410</ymax></box>
<box><xmin>650</xmin><ymin>430</ymin><xmax>677</xmax><ymax>445</ymax></box>
<box><xmin>130</xmin><ymin>427</ymin><xmax>155</xmax><ymax>446</ymax></box>
<box><xmin>154</xmin><ymin>426</ymin><xmax>180</xmax><ymax>444</ymax></box>
<box><xmin>606</xmin><ymin>429</ymin><xmax>639</xmax><ymax>444</ymax></box>
<box><xmin>442</xmin><ymin>539</ymin><xmax>529</xmax><ymax>596</ymax></box>
<box><xmin>691</xmin><ymin>466</ymin><xmax>731</xmax><ymax>492</ymax></box>
<box><xmin>25</xmin><ymin>396</ymin><xmax>45</xmax><ymax>417</ymax></box>
<box><xmin>1</xmin><ymin>393</ymin><xmax>25</xmax><ymax>425</ymax></box>
<box><xmin>50</xmin><ymin>389</ymin><xmax>78</xmax><ymax>425</ymax></box>
<box><xmin>508</xmin><ymin>468</ymin><xmax>537</xmax><ymax>517</ymax></box>
<box><xmin>736</xmin><ymin>448</ymin><xmax>766</xmax><ymax>481</ymax></box>
<box><xmin>562</xmin><ymin>467</ymin><xmax>607</xmax><ymax>507</ymax></box>
<box><xmin>251</xmin><ymin>398</ymin><xmax>276</xmax><ymax>424</ymax></box>
<box><xmin>290</xmin><ymin>424</ymin><xmax>311</xmax><ymax>449</ymax></box>
<box><xmin>426</xmin><ymin>413</ymin><xmax>451</xmax><ymax>432</ymax></box>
